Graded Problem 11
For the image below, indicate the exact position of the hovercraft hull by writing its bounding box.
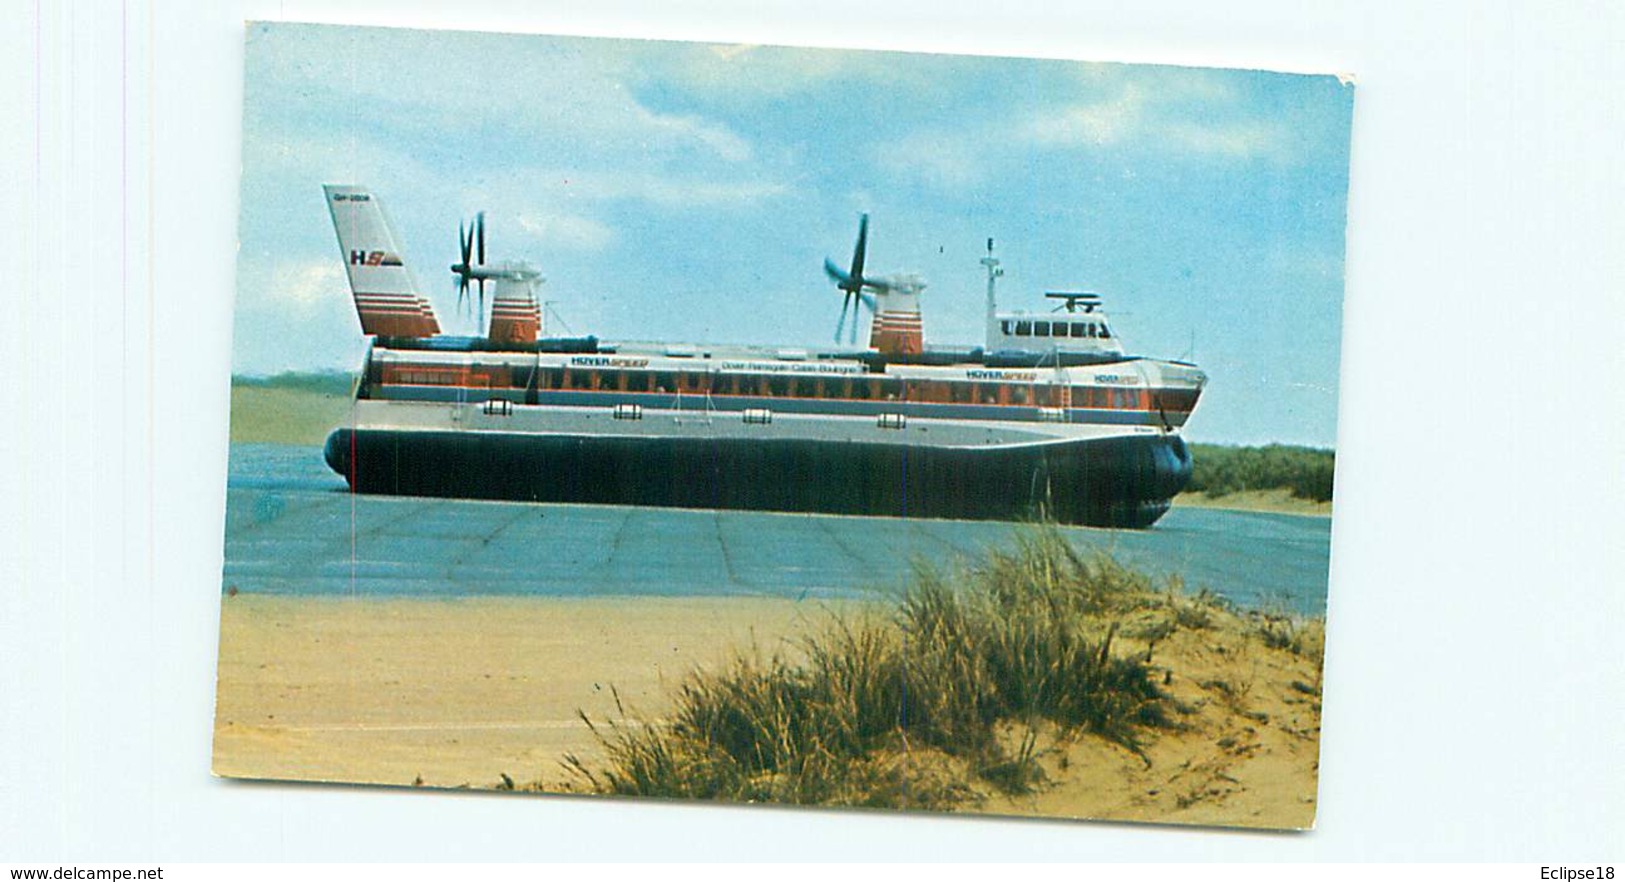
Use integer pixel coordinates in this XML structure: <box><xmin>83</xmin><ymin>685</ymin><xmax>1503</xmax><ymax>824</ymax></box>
<box><xmin>324</xmin><ymin>424</ymin><xmax>1190</xmax><ymax>529</ymax></box>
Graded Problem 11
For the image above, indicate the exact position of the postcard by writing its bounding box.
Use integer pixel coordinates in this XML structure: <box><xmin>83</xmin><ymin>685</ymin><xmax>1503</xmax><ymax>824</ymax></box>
<box><xmin>215</xmin><ymin>21</ymin><xmax>1352</xmax><ymax>830</ymax></box>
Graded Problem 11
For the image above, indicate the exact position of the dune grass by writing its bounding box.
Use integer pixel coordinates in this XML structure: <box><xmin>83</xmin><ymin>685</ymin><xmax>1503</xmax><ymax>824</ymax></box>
<box><xmin>564</xmin><ymin>529</ymin><xmax>1198</xmax><ymax>809</ymax></box>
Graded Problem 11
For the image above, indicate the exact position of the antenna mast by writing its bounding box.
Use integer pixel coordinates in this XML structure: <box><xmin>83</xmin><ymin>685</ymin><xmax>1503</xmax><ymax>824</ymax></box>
<box><xmin>980</xmin><ymin>237</ymin><xmax>1003</xmax><ymax>350</ymax></box>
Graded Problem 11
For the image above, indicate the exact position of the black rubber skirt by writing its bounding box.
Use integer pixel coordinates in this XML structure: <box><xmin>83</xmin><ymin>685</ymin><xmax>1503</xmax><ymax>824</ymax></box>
<box><xmin>324</xmin><ymin>428</ymin><xmax>1192</xmax><ymax>529</ymax></box>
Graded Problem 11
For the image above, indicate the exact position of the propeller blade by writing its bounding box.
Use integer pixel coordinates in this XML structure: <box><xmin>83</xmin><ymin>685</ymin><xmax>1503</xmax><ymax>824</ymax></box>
<box><xmin>824</xmin><ymin>257</ymin><xmax>853</xmax><ymax>287</ymax></box>
<box><xmin>849</xmin><ymin>213</ymin><xmax>868</xmax><ymax>285</ymax></box>
<box><xmin>476</xmin><ymin>212</ymin><xmax>486</xmax><ymax>266</ymax></box>
<box><xmin>459</xmin><ymin>220</ymin><xmax>472</xmax><ymax>267</ymax></box>
<box><xmin>826</xmin><ymin>214</ymin><xmax>876</xmax><ymax>346</ymax></box>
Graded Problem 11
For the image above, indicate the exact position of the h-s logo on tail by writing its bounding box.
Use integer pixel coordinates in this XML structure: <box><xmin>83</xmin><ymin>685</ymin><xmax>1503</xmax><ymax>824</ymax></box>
<box><xmin>324</xmin><ymin>185</ymin><xmax>441</xmax><ymax>338</ymax></box>
<box><xmin>349</xmin><ymin>250</ymin><xmax>404</xmax><ymax>267</ymax></box>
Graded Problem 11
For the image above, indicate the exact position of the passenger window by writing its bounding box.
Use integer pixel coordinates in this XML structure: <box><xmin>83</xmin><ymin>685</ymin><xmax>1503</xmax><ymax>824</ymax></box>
<box><xmin>1034</xmin><ymin>322</ymin><xmax>1050</xmax><ymax>337</ymax></box>
<box><xmin>1015</xmin><ymin>321</ymin><xmax>1031</xmax><ymax>336</ymax></box>
<box><xmin>1071</xmin><ymin>323</ymin><xmax>1086</xmax><ymax>338</ymax></box>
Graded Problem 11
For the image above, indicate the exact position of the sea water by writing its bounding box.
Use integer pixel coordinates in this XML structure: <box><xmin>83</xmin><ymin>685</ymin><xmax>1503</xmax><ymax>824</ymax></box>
<box><xmin>222</xmin><ymin>443</ymin><xmax>1332</xmax><ymax>614</ymax></box>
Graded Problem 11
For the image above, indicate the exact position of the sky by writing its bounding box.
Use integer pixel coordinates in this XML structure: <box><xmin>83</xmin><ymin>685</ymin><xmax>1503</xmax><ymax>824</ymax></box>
<box><xmin>234</xmin><ymin>22</ymin><xmax>1354</xmax><ymax>447</ymax></box>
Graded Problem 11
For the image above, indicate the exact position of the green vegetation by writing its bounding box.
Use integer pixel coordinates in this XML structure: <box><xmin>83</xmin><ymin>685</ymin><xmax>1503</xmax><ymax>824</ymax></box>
<box><xmin>1188</xmin><ymin>444</ymin><xmax>1336</xmax><ymax>503</ymax></box>
<box><xmin>234</xmin><ymin>371</ymin><xmax>353</xmax><ymax>396</ymax></box>
<box><xmin>1253</xmin><ymin>596</ymin><xmax>1327</xmax><ymax>660</ymax></box>
<box><xmin>230</xmin><ymin>372</ymin><xmax>354</xmax><ymax>445</ymax></box>
<box><xmin>564</xmin><ymin>530</ymin><xmax>1210</xmax><ymax>809</ymax></box>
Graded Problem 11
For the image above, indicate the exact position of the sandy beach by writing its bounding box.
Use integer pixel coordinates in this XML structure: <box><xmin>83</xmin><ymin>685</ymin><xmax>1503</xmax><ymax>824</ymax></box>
<box><xmin>1173</xmin><ymin>489</ymin><xmax>1334</xmax><ymax>517</ymax></box>
<box><xmin>213</xmin><ymin>595</ymin><xmax>850</xmax><ymax>788</ymax></box>
<box><xmin>214</xmin><ymin>592</ymin><xmax>1323</xmax><ymax>828</ymax></box>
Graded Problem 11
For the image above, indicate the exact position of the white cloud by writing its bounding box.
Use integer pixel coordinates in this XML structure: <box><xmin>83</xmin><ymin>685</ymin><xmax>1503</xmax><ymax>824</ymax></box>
<box><xmin>651</xmin><ymin>42</ymin><xmax>937</xmax><ymax>101</ymax></box>
<box><xmin>875</xmin><ymin>68</ymin><xmax>1290</xmax><ymax>193</ymax></box>
<box><xmin>515</xmin><ymin>211</ymin><xmax>614</xmax><ymax>252</ymax></box>
<box><xmin>1025</xmin><ymin>85</ymin><xmax>1148</xmax><ymax>148</ymax></box>
<box><xmin>1264</xmin><ymin>246</ymin><xmax>1347</xmax><ymax>286</ymax></box>
<box><xmin>874</xmin><ymin>132</ymin><xmax>989</xmax><ymax>188</ymax></box>
<box><xmin>231</xmin><ymin>254</ymin><xmax>370</xmax><ymax>374</ymax></box>
<box><xmin>1020</xmin><ymin>66</ymin><xmax>1288</xmax><ymax>161</ymax></box>
<box><xmin>236</xmin><ymin>258</ymin><xmax>347</xmax><ymax>318</ymax></box>
<box><xmin>526</xmin><ymin>168</ymin><xmax>789</xmax><ymax>208</ymax></box>
<box><xmin>1164</xmin><ymin>120</ymin><xmax>1283</xmax><ymax>159</ymax></box>
<box><xmin>627</xmin><ymin>105</ymin><xmax>755</xmax><ymax>163</ymax></box>
<box><xmin>247</xmin><ymin>23</ymin><xmax>760</xmax><ymax>167</ymax></box>
<box><xmin>282</xmin><ymin>261</ymin><xmax>347</xmax><ymax>310</ymax></box>
<box><xmin>242</xmin><ymin>128</ymin><xmax>445</xmax><ymax>195</ymax></box>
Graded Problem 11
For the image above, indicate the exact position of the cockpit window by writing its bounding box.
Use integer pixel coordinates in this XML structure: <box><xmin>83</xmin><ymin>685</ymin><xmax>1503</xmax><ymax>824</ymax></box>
<box><xmin>1099</xmin><ymin>323</ymin><xmax>1111</xmax><ymax>339</ymax></box>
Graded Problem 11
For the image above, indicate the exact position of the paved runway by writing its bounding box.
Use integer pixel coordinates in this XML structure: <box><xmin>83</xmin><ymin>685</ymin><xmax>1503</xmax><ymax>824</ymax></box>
<box><xmin>222</xmin><ymin>443</ymin><xmax>1332</xmax><ymax>613</ymax></box>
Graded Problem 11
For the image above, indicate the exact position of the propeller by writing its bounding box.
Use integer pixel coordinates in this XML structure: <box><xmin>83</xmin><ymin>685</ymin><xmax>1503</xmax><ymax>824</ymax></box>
<box><xmin>451</xmin><ymin>211</ymin><xmax>489</xmax><ymax>329</ymax></box>
<box><xmin>824</xmin><ymin>214</ymin><xmax>884</xmax><ymax>344</ymax></box>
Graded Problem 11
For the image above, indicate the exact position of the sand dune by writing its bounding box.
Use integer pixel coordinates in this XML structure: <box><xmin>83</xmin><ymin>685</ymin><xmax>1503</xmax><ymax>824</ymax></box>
<box><xmin>214</xmin><ymin>593</ymin><xmax>1321</xmax><ymax>828</ymax></box>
